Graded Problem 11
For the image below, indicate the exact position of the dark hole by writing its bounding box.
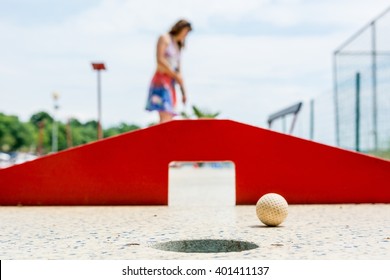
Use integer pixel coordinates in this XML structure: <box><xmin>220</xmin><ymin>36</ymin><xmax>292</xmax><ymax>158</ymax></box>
<box><xmin>151</xmin><ymin>239</ymin><xmax>258</xmax><ymax>253</ymax></box>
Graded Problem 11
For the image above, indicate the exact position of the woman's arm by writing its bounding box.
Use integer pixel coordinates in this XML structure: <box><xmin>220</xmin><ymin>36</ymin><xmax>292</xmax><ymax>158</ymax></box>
<box><xmin>156</xmin><ymin>34</ymin><xmax>186</xmax><ymax>104</ymax></box>
<box><xmin>177</xmin><ymin>60</ymin><xmax>187</xmax><ymax>104</ymax></box>
<box><xmin>156</xmin><ymin>35</ymin><xmax>182</xmax><ymax>84</ymax></box>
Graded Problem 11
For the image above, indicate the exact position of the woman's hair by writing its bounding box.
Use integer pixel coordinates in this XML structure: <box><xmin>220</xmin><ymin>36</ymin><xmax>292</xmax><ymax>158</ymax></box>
<box><xmin>169</xmin><ymin>19</ymin><xmax>192</xmax><ymax>50</ymax></box>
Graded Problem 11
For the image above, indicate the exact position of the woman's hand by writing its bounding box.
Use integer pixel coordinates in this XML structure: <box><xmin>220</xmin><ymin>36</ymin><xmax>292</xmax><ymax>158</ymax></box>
<box><xmin>175</xmin><ymin>73</ymin><xmax>187</xmax><ymax>104</ymax></box>
<box><xmin>180</xmin><ymin>85</ymin><xmax>187</xmax><ymax>105</ymax></box>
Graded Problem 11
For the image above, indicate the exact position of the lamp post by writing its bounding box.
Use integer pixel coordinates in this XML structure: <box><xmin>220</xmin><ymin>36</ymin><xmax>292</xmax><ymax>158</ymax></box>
<box><xmin>91</xmin><ymin>62</ymin><xmax>106</xmax><ymax>140</ymax></box>
<box><xmin>52</xmin><ymin>92</ymin><xmax>60</xmax><ymax>152</ymax></box>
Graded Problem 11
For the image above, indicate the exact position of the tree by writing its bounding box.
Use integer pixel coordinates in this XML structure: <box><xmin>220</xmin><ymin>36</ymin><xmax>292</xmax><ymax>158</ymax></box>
<box><xmin>0</xmin><ymin>113</ymin><xmax>35</xmax><ymax>152</ymax></box>
<box><xmin>1</xmin><ymin>111</ymin><xmax>143</xmax><ymax>154</ymax></box>
<box><xmin>30</xmin><ymin>111</ymin><xmax>53</xmax><ymax>127</ymax></box>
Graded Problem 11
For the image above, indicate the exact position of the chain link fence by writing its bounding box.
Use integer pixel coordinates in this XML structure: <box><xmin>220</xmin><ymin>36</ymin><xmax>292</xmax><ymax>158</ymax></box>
<box><xmin>269</xmin><ymin>7</ymin><xmax>390</xmax><ymax>159</ymax></box>
<box><xmin>334</xmin><ymin>7</ymin><xmax>390</xmax><ymax>153</ymax></box>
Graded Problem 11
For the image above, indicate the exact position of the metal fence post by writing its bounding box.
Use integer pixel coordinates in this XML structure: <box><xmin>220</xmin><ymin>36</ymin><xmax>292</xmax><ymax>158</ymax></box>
<box><xmin>310</xmin><ymin>99</ymin><xmax>314</xmax><ymax>140</ymax></box>
<box><xmin>355</xmin><ymin>72</ymin><xmax>361</xmax><ymax>152</ymax></box>
<box><xmin>371</xmin><ymin>22</ymin><xmax>378</xmax><ymax>151</ymax></box>
<box><xmin>333</xmin><ymin>53</ymin><xmax>340</xmax><ymax>147</ymax></box>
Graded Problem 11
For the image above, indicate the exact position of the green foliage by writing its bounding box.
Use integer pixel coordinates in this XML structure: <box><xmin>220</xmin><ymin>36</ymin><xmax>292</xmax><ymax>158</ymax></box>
<box><xmin>104</xmin><ymin>123</ymin><xmax>141</xmax><ymax>138</ymax></box>
<box><xmin>0</xmin><ymin>113</ymin><xmax>35</xmax><ymax>152</ymax></box>
<box><xmin>180</xmin><ymin>111</ymin><xmax>191</xmax><ymax>119</ymax></box>
<box><xmin>0</xmin><ymin>111</ymin><xmax>141</xmax><ymax>154</ymax></box>
<box><xmin>181</xmin><ymin>105</ymin><xmax>220</xmax><ymax>119</ymax></box>
<box><xmin>30</xmin><ymin>111</ymin><xmax>53</xmax><ymax>126</ymax></box>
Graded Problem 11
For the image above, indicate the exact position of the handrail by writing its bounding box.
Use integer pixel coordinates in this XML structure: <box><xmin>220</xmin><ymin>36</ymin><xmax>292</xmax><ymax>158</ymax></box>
<box><xmin>267</xmin><ymin>102</ymin><xmax>303</xmax><ymax>134</ymax></box>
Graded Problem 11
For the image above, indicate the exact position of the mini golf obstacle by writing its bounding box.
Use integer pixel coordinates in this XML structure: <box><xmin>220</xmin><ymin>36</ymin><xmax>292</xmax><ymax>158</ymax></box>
<box><xmin>0</xmin><ymin>119</ymin><xmax>389</xmax><ymax>205</ymax></box>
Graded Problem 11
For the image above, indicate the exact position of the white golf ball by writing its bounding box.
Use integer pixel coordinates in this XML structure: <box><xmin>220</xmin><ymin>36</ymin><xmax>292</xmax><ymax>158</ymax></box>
<box><xmin>256</xmin><ymin>193</ymin><xmax>288</xmax><ymax>226</ymax></box>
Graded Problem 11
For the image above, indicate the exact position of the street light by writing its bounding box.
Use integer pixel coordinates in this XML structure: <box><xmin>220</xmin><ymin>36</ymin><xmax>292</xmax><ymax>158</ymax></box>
<box><xmin>52</xmin><ymin>92</ymin><xmax>60</xmax><ymax>152</ymax></box>
<box><xmin>91</xmin><ymin>62</ymin><xmax>106</xmax><ymax>140</ymax></box>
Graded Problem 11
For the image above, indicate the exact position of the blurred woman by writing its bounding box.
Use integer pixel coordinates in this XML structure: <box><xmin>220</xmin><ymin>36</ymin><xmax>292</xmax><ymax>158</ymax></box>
<box><xmin>145</xmin><ymin>19</ymin><xmax>192</xmax><ymax>123</ymax></box>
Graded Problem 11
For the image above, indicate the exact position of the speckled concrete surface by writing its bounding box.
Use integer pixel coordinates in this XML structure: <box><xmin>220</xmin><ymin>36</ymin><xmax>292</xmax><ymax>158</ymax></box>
<box><xmin>0</xmin><ymin>167</ymin><xmax>389</xmax><ymax>259</ymax></box>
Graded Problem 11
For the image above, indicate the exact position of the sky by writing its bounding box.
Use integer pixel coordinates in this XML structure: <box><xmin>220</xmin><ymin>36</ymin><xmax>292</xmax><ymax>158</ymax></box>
<box><xmin>1</xmin><ymin>0</ymin><xmax>389</xmax><ymax>128</ymax></box>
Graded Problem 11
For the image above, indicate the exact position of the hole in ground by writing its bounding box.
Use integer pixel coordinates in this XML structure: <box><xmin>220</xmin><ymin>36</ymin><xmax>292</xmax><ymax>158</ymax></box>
<box><xmin>168</xmin><ymin>161</ymin><xmax>235</xmax><ymax>206</ymax></box>
<box><xmin>152</xmin><ymin>239</ymin><xmax>258</xmax><ymax>253</ymax></box>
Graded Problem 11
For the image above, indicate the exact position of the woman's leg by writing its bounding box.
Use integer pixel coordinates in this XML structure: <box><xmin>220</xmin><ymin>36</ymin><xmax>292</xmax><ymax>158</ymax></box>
<box><xmin>159</xmin><ymin>111</ymin><xmax>173</xmax><ymax>123</ymax></box>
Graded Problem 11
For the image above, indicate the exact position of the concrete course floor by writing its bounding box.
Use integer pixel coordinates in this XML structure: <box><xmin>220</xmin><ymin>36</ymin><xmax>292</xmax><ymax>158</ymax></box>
<box><xmin>0</xmin><ymin>167</ymin><xmax>389</xmax><ymax>259</ymax></box>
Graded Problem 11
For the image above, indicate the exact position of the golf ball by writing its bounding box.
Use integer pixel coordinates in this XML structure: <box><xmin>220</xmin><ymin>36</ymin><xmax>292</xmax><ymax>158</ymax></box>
<box><xmin>256</xmin><ymin>193</ymin><xmax>288</xmax><ymax>226</ymax></box>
